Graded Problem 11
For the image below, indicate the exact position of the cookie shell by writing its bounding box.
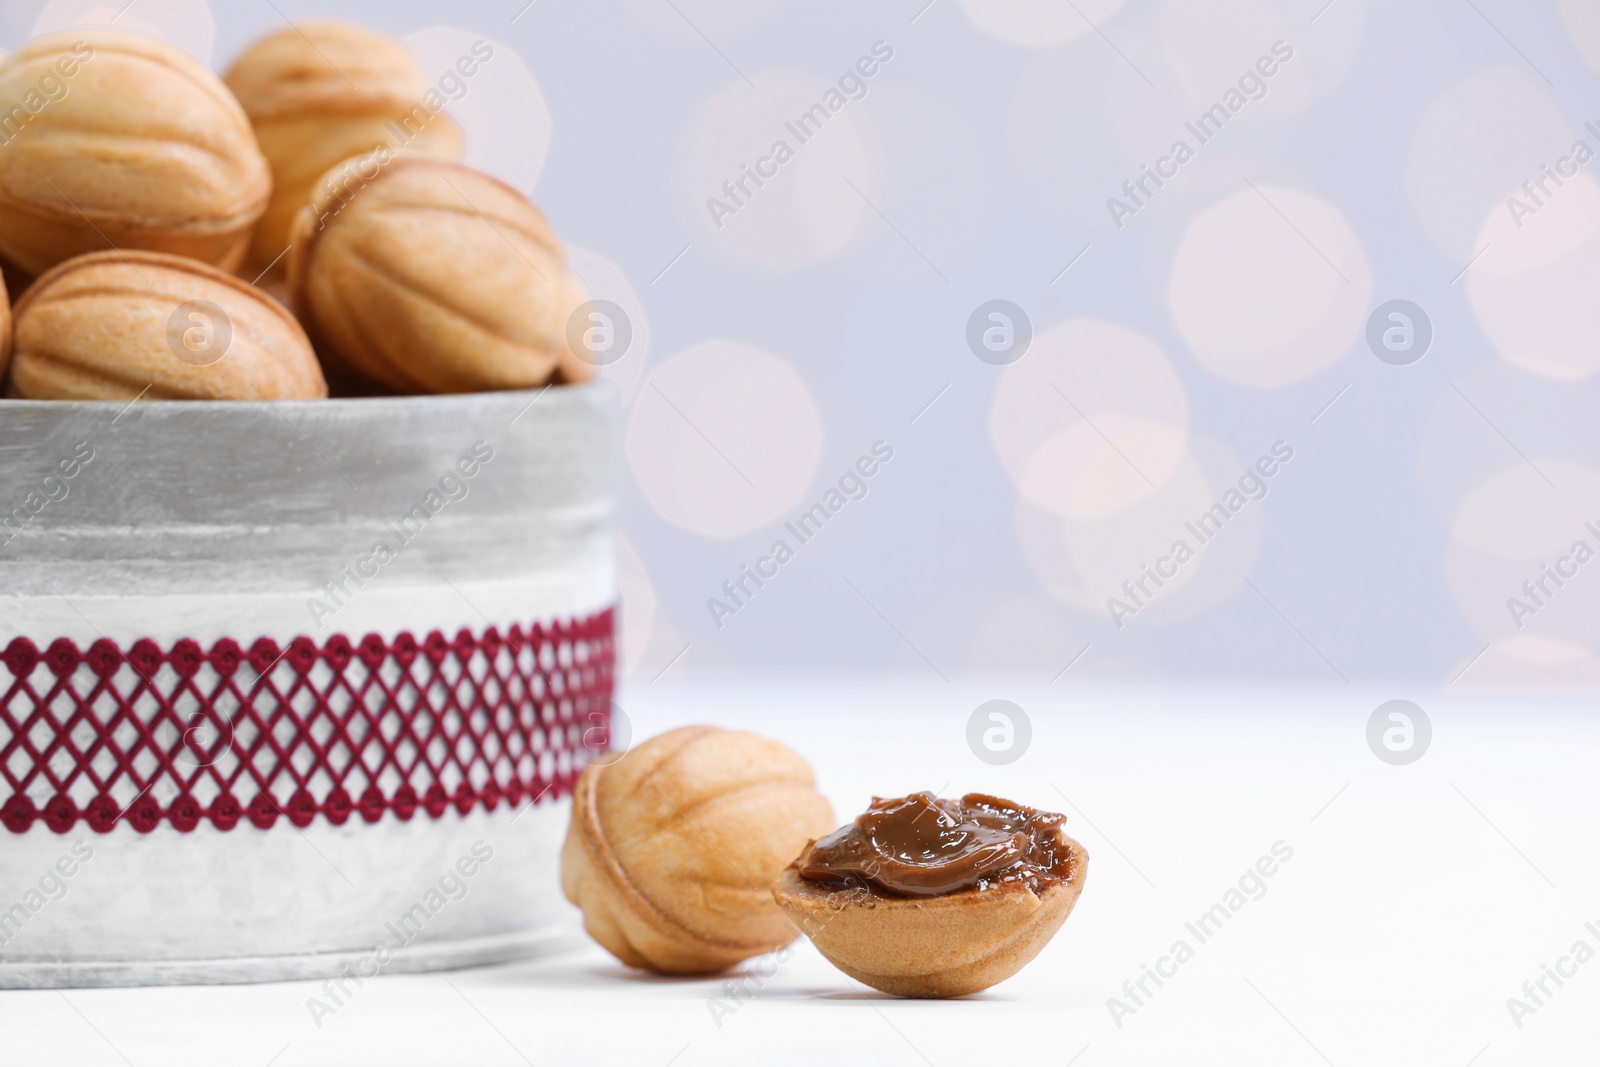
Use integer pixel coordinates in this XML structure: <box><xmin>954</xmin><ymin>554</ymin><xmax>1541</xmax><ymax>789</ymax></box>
<box><xmin>772</xmin><ymin>832</ymin><xmax>1088</xmax><ymax>997</ymax></box>
<box><xmin>561</xmin><ymin>726</ymin><xmax>836</xmax><ymax>974</ymax></box>
<box><xmin>8</xmin><ymin>250</ymin><xmax>326</xmax><ymax>400</ymax></box>
<box><xmin>224</xmin><ymin>20</ymin><xmax>463</xmax><ymax>282</ymax></box>
<box><xmin>0</xmin><ymin>31</ymin><xmax>271</xmax><ymax>278</ymax></box>
<box><xmin>288</xmin><ymin>155</ymin><xmax>581</xmax><ymax>394</ymax></box>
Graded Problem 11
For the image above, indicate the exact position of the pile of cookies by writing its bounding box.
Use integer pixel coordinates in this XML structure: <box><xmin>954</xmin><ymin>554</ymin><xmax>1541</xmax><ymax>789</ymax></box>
<box><xmin>0</xmin><ymin>23</ymin><xmax>589</xmax><ymax>401</ymax></box>
<box><xmin>562</xmin><ymin>726</ymin><xmax>1090</xmax><ymax>998</ymax></box>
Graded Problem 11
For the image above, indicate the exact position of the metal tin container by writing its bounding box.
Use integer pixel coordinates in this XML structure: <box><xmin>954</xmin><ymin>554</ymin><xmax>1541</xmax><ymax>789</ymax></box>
<box><xmin>0</xmin><ymin>384</ymin><xmax>616</xmax><ymax>987</ymax></box>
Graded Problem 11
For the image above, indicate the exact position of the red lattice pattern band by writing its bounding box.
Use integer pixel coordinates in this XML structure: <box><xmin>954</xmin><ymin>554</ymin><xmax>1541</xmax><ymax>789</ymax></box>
<box><xmin>0</xmin><ymin>609</ymin><xmax>615</xmax><ymax>835</ymax></box>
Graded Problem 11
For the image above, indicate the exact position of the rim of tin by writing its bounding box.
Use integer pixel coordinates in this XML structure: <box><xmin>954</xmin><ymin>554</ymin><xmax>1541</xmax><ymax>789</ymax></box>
<box><xmin>0</xmin><ymin>375</ymin><xmax>619</xmax><ymax>634</ymax></box>
<box><xmin>0</xmin><ymin>378</ymin><xmax>613</xmax><ymax>414</ymax></box>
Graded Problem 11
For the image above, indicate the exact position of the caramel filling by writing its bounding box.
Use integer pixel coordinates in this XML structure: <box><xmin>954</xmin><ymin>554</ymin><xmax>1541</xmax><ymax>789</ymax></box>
<box><xmin>795</xmin><ymin>792</ymin><xmax>1072</xmax><ymax>898</ymax></box>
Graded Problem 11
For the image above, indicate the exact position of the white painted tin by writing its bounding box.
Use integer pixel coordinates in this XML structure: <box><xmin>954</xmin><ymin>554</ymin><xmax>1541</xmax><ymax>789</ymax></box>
<box><xmin>0</xmin><ymin>384</ymin><xmax>616</xmax><ymax>987</ymax></box>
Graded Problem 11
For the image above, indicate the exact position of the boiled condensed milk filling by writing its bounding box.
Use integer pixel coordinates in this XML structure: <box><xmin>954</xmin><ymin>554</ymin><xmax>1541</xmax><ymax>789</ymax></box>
<box><xmin>796</xmin><ymin>791</ymin><xmax>1074</xmax><ymax>897</ymax></box>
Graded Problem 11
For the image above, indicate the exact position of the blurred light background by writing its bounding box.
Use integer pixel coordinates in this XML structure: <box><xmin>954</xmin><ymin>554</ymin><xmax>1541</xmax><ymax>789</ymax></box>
<box><xmin>15</xmin><ymin>0</ymin><xmax>1600</xmax><ymax>693</ymax></box>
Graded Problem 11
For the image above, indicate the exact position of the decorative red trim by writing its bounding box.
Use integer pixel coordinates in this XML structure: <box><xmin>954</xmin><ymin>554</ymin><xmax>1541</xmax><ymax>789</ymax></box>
<box><xmin>0</xmin><ymin>609</ymin><xmax>615</xmax><ymax>834</ymax></box>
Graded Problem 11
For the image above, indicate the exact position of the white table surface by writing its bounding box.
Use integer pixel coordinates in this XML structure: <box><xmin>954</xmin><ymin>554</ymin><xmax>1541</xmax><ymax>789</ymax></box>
<box><xmin>1</xmin><ymin>679</ymin><xmax>1593</xmax><ymax>1067</ymax></box>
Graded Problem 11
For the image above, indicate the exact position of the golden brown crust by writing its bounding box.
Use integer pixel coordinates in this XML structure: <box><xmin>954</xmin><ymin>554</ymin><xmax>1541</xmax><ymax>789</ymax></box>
<box><xmin>0</xmin><ymin>30</ymin><xmax>271</xmax><ymax>277</ymax></box>
<box><xmin>0</xmin><ymin>269</ymin><xmax>12</xmax><ymax>382</ymax></box>
<box><xmin>560</xmin><ymin>726</ymin><xmax>837</xmax><ymax>975</ymax></box>
<box><xmin>772</xmin><ymin>833</ymin><xmax>1089</xmax><ymax>998</ymax></box>
<box><xmin>288</xmin><ymin>155</ymin><xmax>581</xmax><ymax>394</ymax></box>
<box><xmin>225</xmin><ymin>20</ymin><xmax>444</xmax><ymax>120</ymax></box>
<box><xmin>8</xmin><ymin>250</ymin><xmax>326</xmax><ymax>400</ymax></box>
<box><xmin>224</xmin><ymin>20</ymin><xmax>462</xmax><ymax>282</ymax></box>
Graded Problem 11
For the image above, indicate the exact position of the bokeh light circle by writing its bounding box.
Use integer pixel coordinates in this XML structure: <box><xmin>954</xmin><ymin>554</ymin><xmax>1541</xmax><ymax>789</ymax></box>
<box><xmin>566</xmin><ymin>245</ymin><xmax>651</xmax><ymax>402</ymax></box>
<box><xmin>1167</xmin><ymin>184</ymin><xmax>1371</xmax><ymax>388</ymax></box>
<box><xmin>1406</xmin><ymin>65</ymin><xmax>1569</xmax><ymax>263</ymax></box>
<box><xmin>1443</xmin><ymin>461</ymin><xmax>1600</xmax><ymax>653</ymax></box>
<box><xmin>957</xmin><ymin>0</ymin><xmax>1124</xmax><ymax>47</ymax></box>
<box><xmin>1157</xmin><ymin>0</ymin><xmax>1306</xmax><ymax>123</ymax></box>
<box><xmin>1467</xmin><ymin>173</ymin><xmax>1600</xmax><ymax>379</ymax></box>
<box><xmin>1015</xmin><ymin>434</ymin><xmax>1271</xmax><ymax>625</ymax></box>
<box><xmin>1557</xmin><ymin>0</ymin><xmax>1600</xmax><ymax>76</ymax></box>
<box><xmin>626</xmin><ymin>340</ymin><xmax>824</xmax><ymax>538</ymax></box>
<box><xmin>29</xmin><ymin>0</ymin><xmax>214</xmax><ymax>63</ymax></box>
<box><xmin>989</xmin><ymin>318</ymin><xmax>1189</xmax><ymax>520</ymax></box>
<box><xmin>675</xmin><ymin>69</ymin><xmax>882</xmax><ymax>273</ymax></box>
<box><xmin>1418</xmin><ymin>363</ymin><xmax>1600</xmax><ymax>528</ymax></box>
<box><xmin>405</xmin><ymin>28</ymin><xmax>551</xmax><ymax>194</ymax></box>
<box><xmin>1453</xmin><ymin>635</ymin><xmax>1600</xmax><ymax>693</ymax></box>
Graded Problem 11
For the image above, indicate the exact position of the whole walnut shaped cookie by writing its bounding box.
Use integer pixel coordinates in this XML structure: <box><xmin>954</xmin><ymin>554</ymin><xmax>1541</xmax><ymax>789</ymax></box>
<box><xmin>0</xmin><ymin>31</ymin><xmax>271</xmax><ymax>278</ymax></box>
<box><xmin>224</xmin><ymin>20</ymin><xmax>464</xmax><ymax>283</ymax></box>
<box><xmin>288</xmin><ymin>155</ymin><xmax>587</xmax><ymax>394</ymax></box>
<box><xmin>561</xmin><ymin>726</ymin><xmax>836</xmax><ymax>974</ymax></box>
<box><xmin>7</xmin><ymin>251</ymin><xmax>326</xmax><ymax>400</ymax></box>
